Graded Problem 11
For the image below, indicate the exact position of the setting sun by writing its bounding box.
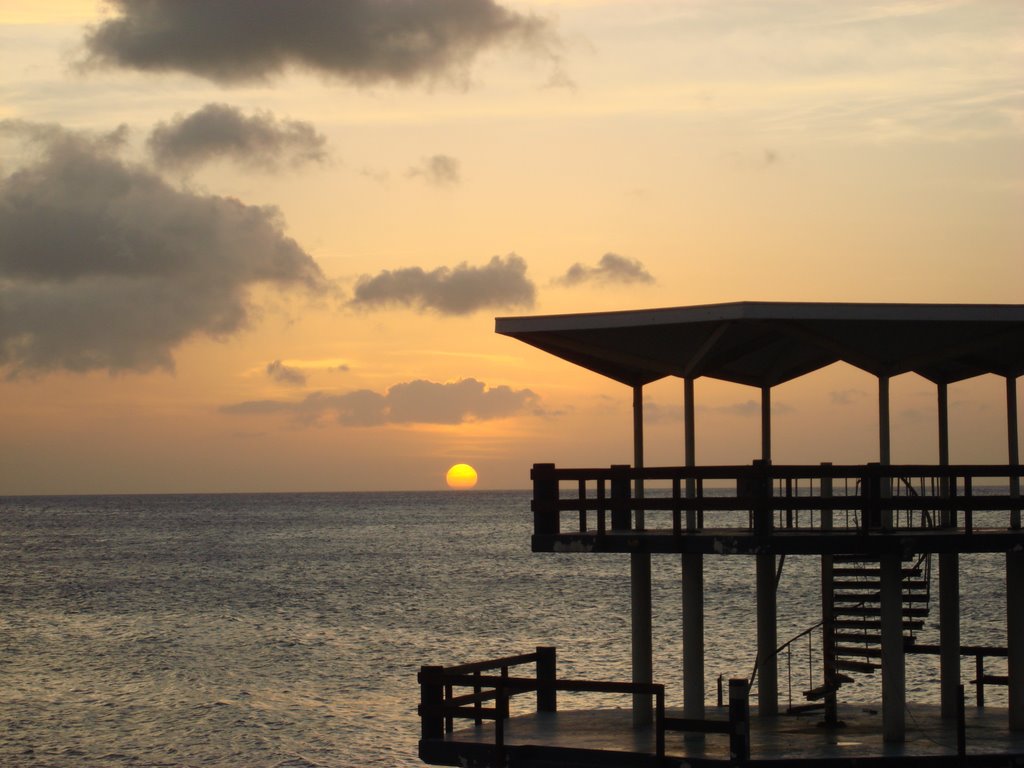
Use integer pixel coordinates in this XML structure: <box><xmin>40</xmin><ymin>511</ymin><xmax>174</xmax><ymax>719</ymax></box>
<box><xmin>445</xmin><ymin>463</ymin><xmax>478</xmax><ymax>489</ymax></box>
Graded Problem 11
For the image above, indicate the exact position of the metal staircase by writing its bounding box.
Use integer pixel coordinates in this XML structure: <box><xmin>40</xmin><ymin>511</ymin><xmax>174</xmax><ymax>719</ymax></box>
<box><xmin>830</xmin><ymin>553</ymin><xmax>932</xmax><ymax>675</ymax></box>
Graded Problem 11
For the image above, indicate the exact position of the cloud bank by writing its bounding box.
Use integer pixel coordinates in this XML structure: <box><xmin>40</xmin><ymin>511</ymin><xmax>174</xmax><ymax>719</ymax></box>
<box><xmin>555</xmin><ymin>253</ymin><xmax>655</xmax><ymax>287</ymax></box>
<box><xmin>148</xmin><ymin>103</ymin><xmax>327</xmax><ymax>171</ymax></box>
<box><xmin>0</xmin><ymin>121</ymin><xmax>325</xmax><ymax>376</ymax></box>
<box><xmin>221</xmin><ymin>377</ymin><xmax>538</xmax><ymax>426</ymax></box>
<box><xmin>350</xmin><ymin>254</ymin><xmax>534</xmax><ymax>315</ymax></box>
<box><xmin>82</xmin><ymin>0</ymin><xmax>555</xmax><ymax>86</ymax></box>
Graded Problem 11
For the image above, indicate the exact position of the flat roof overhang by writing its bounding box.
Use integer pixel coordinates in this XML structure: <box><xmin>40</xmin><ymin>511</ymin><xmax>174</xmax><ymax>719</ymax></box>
<box><xmin>495</xmin><ymin>301</ymin><xmax>1024</xmax><ymax>387</ymax></box>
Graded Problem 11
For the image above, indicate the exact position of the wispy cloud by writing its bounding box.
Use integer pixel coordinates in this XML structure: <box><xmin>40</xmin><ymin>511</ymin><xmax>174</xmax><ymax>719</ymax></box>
<box><xmin>407</xmin><ymin>154</ymin><xmax>461</xmax><ymax>186</ymax></box>
<box><xmin>221</xmin><ymin>378</ymin><xmax>540</xmax><ymax>426</ymax></box>
<box><xmin>266</xmin><ymin>359</ymin><xmax>307</xmax><ymax>386</ymax></box>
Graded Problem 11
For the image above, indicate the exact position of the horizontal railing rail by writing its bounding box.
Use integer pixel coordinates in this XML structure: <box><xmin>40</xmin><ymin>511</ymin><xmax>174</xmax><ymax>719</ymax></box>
<box><xmin>532</xmin><ymin>462</ymin><xmax>1023</xmax><ymax>538</ymax></box>
<box><xmin>419</xmin><ymin>648</ymin><xmax>752</xmax><ymax>762</ymax></box>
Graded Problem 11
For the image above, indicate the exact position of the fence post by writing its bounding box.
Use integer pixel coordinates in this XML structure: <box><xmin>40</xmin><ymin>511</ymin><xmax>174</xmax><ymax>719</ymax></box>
<box><xmin>975</xmin><ymin>655</ymin><xmax>985</xmax><ymax>707</ymax></box>
<box><xmin>532</xmin><ymin>463</ymin><xmax>559</xmax><ymax>536</ymax></box>
<box><xmin>957</xmin><ymin>683</ymin><xmax>967</xmax><ymax>759</ymax></box>
<box><xmin>729</xmin><ymin>678</ymin><xmax>750</xmax><ymax>765</ymax></box>
<box><xmin>536</xmin><ymin>646</ymin><xmax>557</xmax><ymax>712</ymax></box>
<box><xmin>611</xmin><ymin>465</ymin><xmax>632</xmax><ymax>531</ymax></box>
<box><xmin>749</xmin><ymin>460</ymin><xmax>773</xmax><ymax>536</ymax></box>
<box><xmin>864</xmin><ymin>463</ymin><xmax>882</xmax><ymax>530</ymax></box>
<box><xmin>418</xmin><ymin>665</ymin><xmax>445</xmax><ymax>741</ymax></box>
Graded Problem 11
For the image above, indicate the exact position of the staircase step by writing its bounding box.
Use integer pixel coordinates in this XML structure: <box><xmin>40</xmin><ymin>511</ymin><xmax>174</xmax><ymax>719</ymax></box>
<box><xmin>833</xmin><ymin>632</ymin><xmax>883</xmax><ymax>644</ymax></box>
<box><xmin>836</xmin><ymin>645</ymin><xmax>882</xmax><ymax>658</ymax></box>
<box><xmin>803</xmin><ymin>683</ymin><xmax>840</xmax><ymax>701</ymax></box>
<box><xmin>832</xmin><ymin>568</ymin><xmax>922</xmax><ymax>577</ymax></box>
<box><xmin>833</xmin><ymin>555</ymin><xmax>919</xmax><ymax>563</ymax></box>
<box><xmin>836</xmin><ymin>658</ymin><xmax>881</xmax><ymax>673</ymax></box>
<box><xmin>832</xmin><ymin>593</ymin><xmax>929</xmax><ymax>604</ymax></box>
<box><xmin>834</xmin><ymin>618</ymin><xmax>924</xmax><ymax>630</ymax></box>
<box><xmin>833</xmin><ymin>605</ymin><xmax>929</xmax><ymax>617</ymax></box>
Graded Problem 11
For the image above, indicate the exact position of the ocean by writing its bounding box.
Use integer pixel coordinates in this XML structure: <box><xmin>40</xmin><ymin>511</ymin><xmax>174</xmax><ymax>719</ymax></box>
<box><xmin>0</xmin><ymin>491</ymin><xmax>1010</xmax><ymax>767</ymax></box>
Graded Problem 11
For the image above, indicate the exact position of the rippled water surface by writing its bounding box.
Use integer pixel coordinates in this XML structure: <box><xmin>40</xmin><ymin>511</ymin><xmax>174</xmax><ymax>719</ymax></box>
<box><xmin>0</xmin><ymin>492</ymin><xmax>1009</xmax><ymax>766</ymax></box>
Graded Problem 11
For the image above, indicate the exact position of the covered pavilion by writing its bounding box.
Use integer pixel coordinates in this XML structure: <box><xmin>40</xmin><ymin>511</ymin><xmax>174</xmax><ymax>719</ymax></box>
<box><xmin>419</xmin><ymin>301</ymin><xmax>1024</xmax><ymax>767</ymax></box>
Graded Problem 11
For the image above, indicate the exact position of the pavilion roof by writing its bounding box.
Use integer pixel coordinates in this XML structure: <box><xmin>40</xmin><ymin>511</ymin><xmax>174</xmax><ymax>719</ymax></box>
<box><xmin>495</xmin><ymin>302</ymin><xmax>1024</xmax><ymax>387</ymax></box>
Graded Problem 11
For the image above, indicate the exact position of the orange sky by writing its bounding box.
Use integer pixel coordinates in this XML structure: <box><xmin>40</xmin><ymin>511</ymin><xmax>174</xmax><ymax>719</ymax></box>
<box><xmin>1</xmin><ymin>1</ymin><xmax>1022</xmax><ymax>493</ymax></box>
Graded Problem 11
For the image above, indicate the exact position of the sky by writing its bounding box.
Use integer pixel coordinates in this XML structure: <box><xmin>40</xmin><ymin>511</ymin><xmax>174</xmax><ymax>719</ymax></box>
<box><xmin>1</xmin><ymin>0</ymin><xmax>1021</xmax><ymax>494</ymax></box>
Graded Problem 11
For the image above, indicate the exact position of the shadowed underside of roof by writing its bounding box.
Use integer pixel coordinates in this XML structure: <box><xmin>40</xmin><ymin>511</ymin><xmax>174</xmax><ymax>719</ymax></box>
<box><xmin>495</xmin><ymin>302</ymin><xmax>1024</xmax><ymax>387</ymax></box>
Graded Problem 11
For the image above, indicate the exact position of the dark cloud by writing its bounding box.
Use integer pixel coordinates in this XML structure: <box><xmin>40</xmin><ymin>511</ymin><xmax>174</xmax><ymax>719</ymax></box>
<box><xmin>221</xmin><ymin>377</ymin><xmax>539</xmax><ymax>426</ymax></box>
<box><xmin>81</xmin><ymin>0</ymin><xmax>557</xmax><ymax>86</ymax></box>
<box><xmin>555</xmin><ymin>253</ymin><xmax>655</xmax><ymax>287</ymax></box>
<box><xmin>148</xmin><ymin>103</ymin><xmax>327</xmax><ymax>171</ymax></box>
<box><xmin>0</xmin><ymin>121</ymin><xmax>325</xmax><ymax>376</ymax></box>
<box><xmin>350</xmin><ymin>254</ymin><xmax>534</xmax><ymax>315</ymax></box>
<box><xmin>408</xmin><ymin>154</ymin><xmax>461</xmax><ymax>185</ymax></box>
<box><xmin>266</xmin><ymin>359</ymin><xmax>307</xmax><ymax>386</ymax></box>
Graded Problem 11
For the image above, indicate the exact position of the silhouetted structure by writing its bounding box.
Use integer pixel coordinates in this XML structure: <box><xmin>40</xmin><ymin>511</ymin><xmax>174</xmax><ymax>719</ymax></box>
<box><xmin>418</xmin><ymin>302</ymin><xmax>1024</xmax><ymax>767</ymax></box>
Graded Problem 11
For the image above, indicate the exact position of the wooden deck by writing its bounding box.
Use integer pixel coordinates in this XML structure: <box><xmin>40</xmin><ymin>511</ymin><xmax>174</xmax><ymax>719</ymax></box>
<box><xmin>421</xmin><ymin>704</ymin><xmax>1024</xmax><ymax>767</ymax></box>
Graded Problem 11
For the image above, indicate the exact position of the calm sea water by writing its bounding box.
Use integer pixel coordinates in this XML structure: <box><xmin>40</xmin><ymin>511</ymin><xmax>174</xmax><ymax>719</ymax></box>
<box><xmin>0</xmin><ymin>492</ymin><xmax>1010</xmax><ymax>767</ymax></box>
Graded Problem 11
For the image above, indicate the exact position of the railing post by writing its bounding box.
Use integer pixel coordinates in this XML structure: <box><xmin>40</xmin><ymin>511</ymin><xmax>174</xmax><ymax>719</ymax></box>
<box><xmin>957</xmin><ymin>683</ymin><xmax>967</xmax><ymax>759</ymax></box>
<box><xmin>656</xmin><ymin>687</ymin><xmax>665</xmax><ymax>759</ymax></box>
<box><xmin>536</xmin><ymin>646</ymin><xmax>557</xmax><ymax>712</ymax></box>
<box><xmin>864</xmin><ymin>463</ymin><xmax>882</xmax><ymax>531</ymax></box>
<box><xmin>611</xmin><ymin>464</ymin><xmax>632</xmax><ymax>531</ymax></box>
<box><xmin>418</xmin><ymin>665</ymin><xmax>445</xmax><ymax>741</ymax></box>
<box><xmin>750</xmin><ymin>460</ymin><xmax>772</xmax><ymax>536</ymax></box>
<box><xmin>976</xmin><ymin>654</ymin><xmax>985</xmax><ymax>707</ymax></box>
<box><xmin>729</xmin><ymin>678</ymin><xmax>751</xmax><ymax>765</ymax></box>
<box><xmin>532</xmin><ymin>463</ymin><xmax>559</xmax><ymax>536</ymax></box>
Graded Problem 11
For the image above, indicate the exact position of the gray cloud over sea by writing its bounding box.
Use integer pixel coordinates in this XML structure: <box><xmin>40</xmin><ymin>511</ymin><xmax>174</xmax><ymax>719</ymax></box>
<box><xmin>554</xmin><ymin>253</ymin><xmax>655</xmax><ymax>287</ymax></box>
<box><xmin>350</xmin><ymin>254</ymin><xmax>534</xmax><ymax>315</ymax></box>
<box><xmin>148</xmin><ymin>103</ymin><xmax>327</xmax><ymax>171</ymax></box>
<box><xmin>81</xmin><ymin>0</ymin><xmax>557</xmax><ymax>86</ymax></box>
<box><xmin>0</xmin><ymin>121</ymin><xmax>324</xmax><ymax>376</ymax></box>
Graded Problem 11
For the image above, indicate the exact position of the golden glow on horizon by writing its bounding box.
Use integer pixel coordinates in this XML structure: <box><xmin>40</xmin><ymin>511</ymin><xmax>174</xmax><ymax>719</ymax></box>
<box><xmin>445</xmin><ymin>463</ymin><xmax>479</xmax><ymax>489</ymax></box>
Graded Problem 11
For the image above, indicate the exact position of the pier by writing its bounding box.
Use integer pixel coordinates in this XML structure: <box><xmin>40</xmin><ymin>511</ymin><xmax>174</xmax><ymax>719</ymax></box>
<box><xmin>417</xmin><ymin>302</ymin><xmax>1024</xmax><ymax>767</ymax></box>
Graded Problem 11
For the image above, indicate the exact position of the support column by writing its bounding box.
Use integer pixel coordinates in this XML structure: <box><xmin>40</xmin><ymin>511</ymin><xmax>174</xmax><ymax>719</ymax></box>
<box><xmin>937</xmin><ymin>382</ymin><xmax>961</xmax><ymax>720</ymax></box>
<box><xmin>756</xmin><ymin>385</ymin><xmax>778</xmax><ymax>717</ymax></box>
<box><xmin>878</xmin><ymin>374</ymin><xmax>905</xmax><ymax>742</ymax></box>
<box><xmin>1009</xmin><ymin>552</ymin><xmax>1024</xmax><ymax>729</ymax></box>
<box><xmin>1007</xmin><ymin>375</ymin><xmax>1023</xmax><ymax>730</ymax></box>
<box><xmin>632</xmin><ymin>385</ymin><xmax>653</xmax><ymax>726</ymax></box>
<box><xmin>819</xmin><ymin>464</ymin><xmax>839</xmax><ymax>725</ymax></box>
<box><xmin>682</xmin><ymin>553</ymin><xmax>705</xmax><ymax>723</ymax></box>
<box><xmin>880</xmin><ymin>552</ymin><xmax>906</xmax><ymax>742</ymax></box>
<box><xmin>682</xmin><ymin>378</ymin><xmax>705</xmax><ymax>725</ymax></box>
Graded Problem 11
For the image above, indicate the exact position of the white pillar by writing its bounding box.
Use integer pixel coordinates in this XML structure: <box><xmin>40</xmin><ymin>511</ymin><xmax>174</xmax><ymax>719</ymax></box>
<box><xmin>756</xmin><ymin>385</ymin><xmax>778</xmax><ymax>717</ymax></box>
<box><xmin>682</xmin><ymin>378</ymin><xmax>705</xmax><ymax>724</ymax></box>
<box><xmin>631</xmin><ymin>384</ymin><xmax>653</xmax><ymax>726</ymax></box>
<box><xmin>937</xmin><ymin>381</ymin><xmax>961</xmax><ymax>720</ymax></box>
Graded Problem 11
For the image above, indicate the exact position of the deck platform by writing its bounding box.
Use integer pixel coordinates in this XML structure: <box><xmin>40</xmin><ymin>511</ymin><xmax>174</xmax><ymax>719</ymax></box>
<box><xmin>421</xmin><ymin>704</ymin><xmax>1024</xmax><ymax>767</ymax></box>
<box><xmin>535</xmin><ymin>528</ymin><xmax>1024</xmax><ymax>556</ymax></box>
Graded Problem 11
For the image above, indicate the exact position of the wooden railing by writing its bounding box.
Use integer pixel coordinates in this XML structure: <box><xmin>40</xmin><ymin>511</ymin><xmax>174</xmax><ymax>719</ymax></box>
<box><xmin>418</xmin><ymin>648</ymin><xmax>752</xmax><ymax>763</ymax></box>
<box><xmin>531</xmin><ymin>462</ymin><xmax>1024</xmax><ymax>537</ymax></box>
